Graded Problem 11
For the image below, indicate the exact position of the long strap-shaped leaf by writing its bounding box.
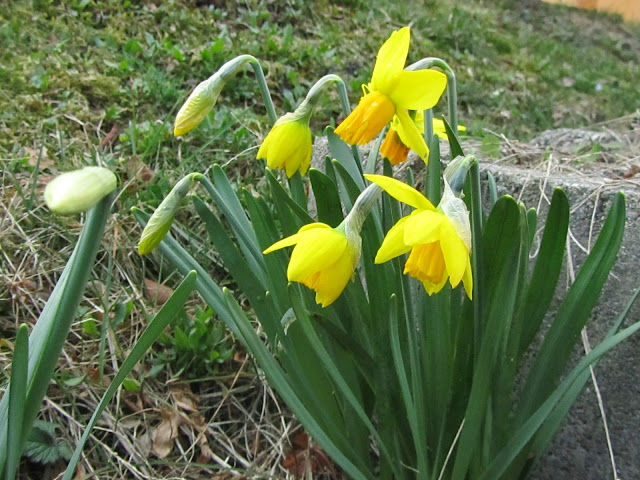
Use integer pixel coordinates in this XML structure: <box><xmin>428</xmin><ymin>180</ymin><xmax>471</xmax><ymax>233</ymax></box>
<box><xmin>289</xmin><ymin>286</ymin><xmax>399</xmax><ymax>479</ymax></box>
<box><xmin>478</xmin><ymin>317</ymin><xmax>640</xmax><ymax>480</ymax></box>
<box><xmin>515</xmin><ymin>192</ymin><xmax>625</xmax><ymax>424</ymax></box>
<box><xmin>5</xmin><ymin>325</ymin><xmax>28</xmax><ymax>480</ymax></box>
<box><xmin>132</xmin><ymin>209</ymin><xmax>373</xmax><ymax>480</ymax></box>
<box><xmin>451</xmin><ymin>197</ymin><xmax>524</xmax><ymax>480</ymax></box>
<box><xmin>62</xmin><ymin>271</ymin><xmax>198</xmax><ymax>480</ymax></box>
<box><xmin>516</xmin><ymin>188</ymin><xmax>569</xmax><ymax>360</ymax></box>
<box><xmin>0</xmin><ymin>194</ymin><xmax>113</xmax><ymax>473</ymax></box>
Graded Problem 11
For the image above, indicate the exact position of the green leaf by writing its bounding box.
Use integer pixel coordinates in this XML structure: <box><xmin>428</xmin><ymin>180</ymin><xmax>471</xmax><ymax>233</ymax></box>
<box><xmin>23</xmin><ymin>421</ymin><xmax>71</xmax><ymax>465</ymax></box>
<box><xmin>221</xmin><ymin>288</ymin><xmax>374</xmax><ymax>480</ymax></box>
<box><xmin>266</xmin><ymin>169</ymin><xmax>313</xmax><ymax>228</ymax></box>
<box><xmin>479</xmin><ymin>317</ymin><xmax>640</xmax><ymax>480</ymax></box>
<box><xmin>121</xmin><ymin>378</ymin><xmax>141</xmax><ymax>393</ymax></box>
<box><xmin>487</xmin><ymin>171</ymin><xmax>498</xmax><ymax>208</ymax></box>
<box><xmin>517</xmin><ymin>188</ymin><xmax>569</xmax><ymax>359</ymax></box>
<box><xmin>516</xmin><ymin>192</ymin><xmax>625</xmax><ymax>423</ymax></box>
<box><xmin>326</xmin><ymin>127</ymin><xmax>365</xmax><ymax>191</ymax></box>
<box><xmin>451</xmin><ymin>196</ymin><xmax>524</xmax><ymax>480</ymax></box>
<box><xmin>6</xmin><ymin>324</ymin><xmax>28</xmax><ymax>480</ymax></box>
<box><xmin>62</xmin><ymin>271</ymin><xmax>197</xmax><ymax>480</ymax></box>
<box><xmin>0</xmin><ymin>193</ymin><xmax>113</xmax><ymax>474</ymax></box>
<box><xmin>309</xmin><ymin>169</ymin><xmax>344</xmax><ymax>227</ymax></box>
<box><xmin>442</xmin><ymin>115</ymin><xmax>464</xmax><ymax>159</ymax></box>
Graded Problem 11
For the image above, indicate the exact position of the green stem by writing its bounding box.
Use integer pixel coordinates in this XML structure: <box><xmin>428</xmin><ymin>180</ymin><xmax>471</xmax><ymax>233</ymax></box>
<box><xmin>245</xmin><ymin>56</ymin><xmax>277</xmax><ymax>124</ymax></box>
<box><xmin>468</xmin><ymin>160</ymin><xmax>484</xmax><ymax>356</ymax></box>
<box><xmin>334</xmin><ymin>76</ymin><xmax>364</xmax><ymax>171</ymax></box>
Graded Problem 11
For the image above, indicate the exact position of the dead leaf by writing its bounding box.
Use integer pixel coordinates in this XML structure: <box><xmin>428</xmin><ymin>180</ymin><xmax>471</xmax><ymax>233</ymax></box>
<box><xmin>171</xmin><ymin>386</ymin><xmax>200</xmax><ymax>413</ymax></box>
<box><xmin>144</xmin><ymin>279</ymin><xmax>174</xmax><ymax>305</ymax></box>
<box><xmin>24</xmin><ymin>147</ymin><xmax>54</xmax><ymax>169</ymax></box>
<box><xmin>100</xmin><ymin>124</ymin><xmax>122</xmax><ymax>147</ymax></box>
<box><xmin>127</xmin><ymin>156</ymin><xmax>154</xmax><ymax>183</ymax></box>
<box><xmin>622</xmin><ymin>164</ymin><xmax>640</xmax><ymax>179</ymax></box>
<box><xmin>151</xmin><ymin>409</ymin><xmax>182</xmax><ymax>458</ymax></box>
<box><xmin>282</xmin><ymin>432</ymin><xmax>335</xmax><ymax>478</ymax></box>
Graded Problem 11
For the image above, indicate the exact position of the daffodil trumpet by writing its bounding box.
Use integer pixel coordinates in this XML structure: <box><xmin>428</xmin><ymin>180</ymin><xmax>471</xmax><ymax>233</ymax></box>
<box><xmin>380</xmin><ymin>112</ymin><xmax>467</xmax><ymax>165</ymax></box>
<box><xmin>365</xmin><ymin>173</ymin><xmax>473</xmax><ymax>299</ymax></box>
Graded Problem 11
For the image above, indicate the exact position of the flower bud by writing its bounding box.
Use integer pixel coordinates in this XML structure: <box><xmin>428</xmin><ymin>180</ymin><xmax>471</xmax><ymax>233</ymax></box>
<box><xmin>138</xmin><ymin>174</ymin><xmax>197</xmax><ymax>255</ymax></box>
<box><xmin>44</xmin><ymin>166</ymin><xmax>117</xmax><ymax>215</ymax></box>
<box><xmin>174</xmin><ymin>55</ymin><xmax>256</xmax><ymax>137</ymax></box>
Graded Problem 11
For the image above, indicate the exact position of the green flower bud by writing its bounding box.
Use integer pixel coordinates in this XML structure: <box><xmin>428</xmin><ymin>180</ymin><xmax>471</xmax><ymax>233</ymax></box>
<box><xmin>44</xmin><ymin>166</ymin><xmax>117</xmax><ymax>215</ymax></box>
<box><xmin>174</xmin><ymin>55</ymin><xmax>257</xmax><ymax>137</ymax></box>
<box><xmin>137</xmin><ymin>174</ymin><xmax>197</xmax><ymax>255</ymax></box>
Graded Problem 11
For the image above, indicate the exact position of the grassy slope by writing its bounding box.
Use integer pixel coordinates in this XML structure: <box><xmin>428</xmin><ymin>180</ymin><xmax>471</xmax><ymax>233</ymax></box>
<box><xmin>1</xmin><ymin>0</ymin><xmax>639</xmax><ymax>477</ymax></box>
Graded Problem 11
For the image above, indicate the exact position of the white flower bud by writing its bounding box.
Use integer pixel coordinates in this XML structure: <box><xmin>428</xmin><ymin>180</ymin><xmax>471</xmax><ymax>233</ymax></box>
<box><xmin>44</xmin><ymin>166</ymin><xmax>116</xmax><ymax>215</ymax></box>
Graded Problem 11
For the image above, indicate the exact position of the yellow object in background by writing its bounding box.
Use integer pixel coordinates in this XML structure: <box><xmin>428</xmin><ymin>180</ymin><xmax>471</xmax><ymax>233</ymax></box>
<box><xmin>543</xmin><ymin>0</ymin><xmax>640</xmax><ymax>22</ymax></box>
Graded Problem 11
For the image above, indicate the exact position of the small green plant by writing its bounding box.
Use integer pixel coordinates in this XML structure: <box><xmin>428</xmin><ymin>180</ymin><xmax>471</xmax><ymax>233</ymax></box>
<box><xmin>153</xmin><ymin>305</ymin><xmax>234</xmax><ymax>379</ymax></box>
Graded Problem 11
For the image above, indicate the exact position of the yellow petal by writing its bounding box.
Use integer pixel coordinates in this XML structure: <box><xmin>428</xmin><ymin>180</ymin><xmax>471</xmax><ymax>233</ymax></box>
<box><xmin>371</xmin><ymin>27</ymin><xmax>410</xmax><ymax>91</ymax></box>
<box><xmin>307</xmin><ymin>251</ymin><xmax>354</xmax><ymax>307</ymax></box>
<box><xmin>288</xmin><ymin>228</ymin><xmax>348</xmax><ymax>281</ymax></box>
<box><xmin>263</xmin><ymin>223</ymin><xmax>330</xmax><ymax>254</ymax></box>
<box><xmin>388</xmin><ymin>69</ymin><xmax>447</xmax><ymax>110</ymax></box>
<box><xmin>439</xmin><ymin>220</ymin><xmax>468</xmax><ymax>287</ymax></box>
<box><xmin>396</xmin><ymin>109</ymin><xmax>429</xmax><ymax>160</ymax></box>
<box><xmin>364</xmin><ymin>174</ymin><xmax>435</xmax><ymax>211</ymax></box>
<box><xmin>375</xmin><ymin>216</ymin><xmax>412</xmax><ymax>263</ymax></box>
<box><xmin>402</xmin><ymin>210</ymin><xmax>443</xmax><ymax>245</ymax></box>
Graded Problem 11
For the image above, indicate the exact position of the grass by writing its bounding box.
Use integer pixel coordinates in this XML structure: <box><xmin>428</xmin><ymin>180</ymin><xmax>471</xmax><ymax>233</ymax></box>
<box><xmin>1</xmin><ymin>0</ymin><xmax>639</xmax><ymax>478</ymax></box>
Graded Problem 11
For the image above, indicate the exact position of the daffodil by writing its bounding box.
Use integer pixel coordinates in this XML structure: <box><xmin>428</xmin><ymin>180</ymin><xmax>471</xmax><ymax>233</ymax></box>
<box><xmin>263</xmin><ymin>223</ymin><xmax>359</xmax><ymax>307</ymax></box>
<box><xmin>380</xmin><ymin>113</ymin><xmax>467</xmax><ymax>165</ymax></box>
<box><xmin>364</xmin><ymin>173</ymin><xmax>473</xmax><ymax>298</ymax></box>
<box><xmin>257</xmin><ymin>111</ymin><xmax>313</xmax><ymax>178</ymax></box>
<box><xmin>335</xmin><ymin>27</ymin><xmax>446</xmax><ymax>157</ymax></box>
<box><xmin>264</xmin><ymin>184</ymin><xmax>380</xmax><ymax>306</ymax></box>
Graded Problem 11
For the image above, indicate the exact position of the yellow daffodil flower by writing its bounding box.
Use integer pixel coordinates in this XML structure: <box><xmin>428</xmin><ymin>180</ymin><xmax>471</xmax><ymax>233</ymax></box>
<box><xmin>335</xmin><ymin>27</ymin><xmax>446</xmax><ymax>157</ymax></box>
<box><xmin>257</xmin><ymin>112</ymin><xmax>313</xmax><ymax>177</ymax></box>
<box><xmin>364</xmin><ymin>174</ymin><xmax>473</xmax><ymax>298</ymax></box>
<box><xmin>380</xmin><ymin>113</ymin><xmax>467</xmax><ymax>165</ymax></box>
<box><xmin>264</xmin><ymin>223</ymin><xmax>360</xmax><ymax>307</ymax></box>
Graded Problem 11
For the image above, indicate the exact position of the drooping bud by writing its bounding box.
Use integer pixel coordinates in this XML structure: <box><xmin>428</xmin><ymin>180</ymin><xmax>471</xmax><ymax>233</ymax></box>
<box><xmin>44</xmin><ymin>166</ymin><xmax>117</xmax><ymax>215</ymax></box>
<box><xmin>174</xmin><ymin>55</ymin><xmax>258</xmax><ymax>137</ymax></box>
<box><xmin>137</xmin><ymin>174</ymin><xmax>198</xmax><ymax>255</ymax></box>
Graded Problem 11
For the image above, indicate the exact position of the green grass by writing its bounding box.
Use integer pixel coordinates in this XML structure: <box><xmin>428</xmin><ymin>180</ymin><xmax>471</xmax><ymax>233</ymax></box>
<box><xmin>1</xmin><ymin>0</ymin><xmax>639</xmax><ymax>477</ymax></box>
